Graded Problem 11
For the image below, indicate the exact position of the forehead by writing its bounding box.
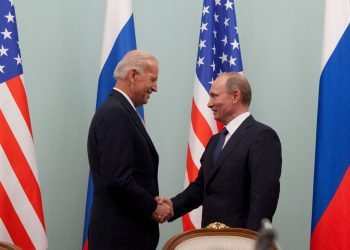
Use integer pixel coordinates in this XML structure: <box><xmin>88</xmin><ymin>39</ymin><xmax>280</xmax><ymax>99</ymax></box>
<box><xmin>210</xmin><ymin>75</ymin><xmax>227</xmax><ymax>93</ymax></box>
<box><xmin>144</xmin><ymin>59</ymin><xmax>159</xmax><ymax>74</ymax></box>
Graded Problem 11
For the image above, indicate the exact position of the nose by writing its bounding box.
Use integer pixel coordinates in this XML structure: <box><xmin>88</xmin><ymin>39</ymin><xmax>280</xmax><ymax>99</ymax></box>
<box><xmin>152</xmin><ymin>83</ymin><xmax>158</xmax><ymax>92</ymax></box>
<box><xmin>207</xmin><ymin>98</ymin><xmax>213</xmax><ymax>108</ymax></box>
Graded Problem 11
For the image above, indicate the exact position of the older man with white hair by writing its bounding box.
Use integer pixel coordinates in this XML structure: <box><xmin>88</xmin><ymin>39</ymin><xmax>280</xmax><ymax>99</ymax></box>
<box><xmin>87</xmin><ymin>50</ymin><xmax>172</xmax><ymax>250</ymax></box>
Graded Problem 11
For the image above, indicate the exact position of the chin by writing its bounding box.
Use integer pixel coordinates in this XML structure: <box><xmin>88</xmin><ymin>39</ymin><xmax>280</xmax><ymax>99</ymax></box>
<box><xmin>214</xmin><ymin>116</ymin><xmax>222</xmax><ymax>122</ymax></box>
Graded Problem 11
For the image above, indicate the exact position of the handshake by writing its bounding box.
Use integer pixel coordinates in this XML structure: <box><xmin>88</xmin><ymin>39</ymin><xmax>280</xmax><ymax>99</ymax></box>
<box><xmin>152</xmin><ymin>196</ymin><xmax>174</xmax><ymax>223</ymax></box>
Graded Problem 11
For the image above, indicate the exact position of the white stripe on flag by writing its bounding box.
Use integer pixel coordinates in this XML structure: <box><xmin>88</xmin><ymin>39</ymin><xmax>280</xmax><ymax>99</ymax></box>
<box><xmin>20</xmin><ymin>75</ymin><xmax>27</xmax><ymax>89</ymax></box>
<box><xmin>193</xmin><ymin>75</ymin><xmax>218</xmax><ymax>135</ymax></box>
<box><xmin>100</xmin><ymin>0</ymin><xmax>133</xmax><ymax>69</ymax></box>
<box><xmin>184</xmin><ymin>154</ymin><xmax>202</xmax><ymax>229</ymax></box>
<box><xmin>0</xmin><ymin>146</ymin><xmax>47</xmax><ymax>249</ymax></box>
<box><xmin>0</xmin><ymin>218</ymin><xmax>13</xmax><ymax>244</ymax></box>
<box><xmin>0</xmin><ymin>83</ymin><xmax>39</xmax><ymax>181</ymax></box>
<box><xmin>189</xmin><ymin>206</ymin><xmax>202</xmax><ymax>228</ymax></box>
<box><xmin>321</xmin><ymin>0</ymin><xmax>350</xmax><ymax>68</ymax></box>
<box><xmin>184</xmin><ymin>170</ymin><xmax>189</xmax><ymax>187</ymax></box>
<box><xmin>188</xmin><ymin>123</ymin><xmax>205</xmax><ymax>168</ymax></box>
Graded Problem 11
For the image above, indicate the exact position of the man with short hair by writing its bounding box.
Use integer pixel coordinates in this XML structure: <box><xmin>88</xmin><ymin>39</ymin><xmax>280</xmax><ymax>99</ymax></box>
<box><xmin>87</xmin><ymin>50</ymin><xmax>172</xmax><ymax>249</ymax></box>
<box><xmin>160</xmin><ymin>72</ymin><xmax>282</xmax><ymax>231</ymax></box>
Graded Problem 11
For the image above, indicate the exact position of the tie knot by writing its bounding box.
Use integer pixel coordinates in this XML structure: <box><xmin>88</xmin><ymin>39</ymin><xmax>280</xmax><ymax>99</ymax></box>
<box><xmin>221</xmin><ymin>127</ymin><xmax>228</xmax><ymax>136</ymax></box>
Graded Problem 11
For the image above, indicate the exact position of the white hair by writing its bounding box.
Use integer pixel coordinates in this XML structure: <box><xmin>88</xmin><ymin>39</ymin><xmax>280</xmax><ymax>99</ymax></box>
<box><xmin>114</xmin><ymin>50</ymin><xmax>158</xmax><ymax>80</ymax></box>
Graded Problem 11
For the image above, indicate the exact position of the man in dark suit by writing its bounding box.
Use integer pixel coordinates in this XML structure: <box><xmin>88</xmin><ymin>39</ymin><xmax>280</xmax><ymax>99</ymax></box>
<box><xmin>87</xmin><ymin>50</ymin><xmax>172</xmax><ymax>250</ymax></box>
<box><xmin>159</xmin><ymin>72</ymin><xmax>282</xmax><ymax>231</ymax></box>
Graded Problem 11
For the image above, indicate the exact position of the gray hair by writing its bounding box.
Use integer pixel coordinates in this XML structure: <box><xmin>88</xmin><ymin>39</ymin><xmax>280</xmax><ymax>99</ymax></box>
<box><xmin>223</xmin><ymin>72</ymin><xmax>252</xmax><ymax>106</ymax></box>
<box><xmin>114</xmin><ymin>50</ymin><xmax>158</xmax><ymax>80</ymax></box>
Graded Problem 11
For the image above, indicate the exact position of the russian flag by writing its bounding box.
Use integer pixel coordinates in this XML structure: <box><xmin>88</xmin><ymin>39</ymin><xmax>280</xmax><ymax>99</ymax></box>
<box><xmin>82</xmin><ymin>1</ymin><xmax>139</xmax><ymax>249</ymax></box>
<box><xmin>311</xmin><ymin>0</ymin><xmax>350</xmax><ymax>249</ymax></box>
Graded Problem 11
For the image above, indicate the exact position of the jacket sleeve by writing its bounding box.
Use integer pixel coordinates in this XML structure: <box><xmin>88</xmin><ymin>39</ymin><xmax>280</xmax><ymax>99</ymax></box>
<box><xmin>169</xmin><ymin>167</ymin><xmax>204</xmax><ymax>222</ymax></box>
<box><xmin>247</xmin><ymin>128</ymin><xmax>282</xmax><ymax>230</ymax></box>
<box><xmin>95</xmin><ymin>107</ymin><xmax>157</xmax><ymax>219</ymax></box>
<box><xmin>168</xmin><ymin>137</ymin><xmax>215</xmax><ymax>222</ymax></box>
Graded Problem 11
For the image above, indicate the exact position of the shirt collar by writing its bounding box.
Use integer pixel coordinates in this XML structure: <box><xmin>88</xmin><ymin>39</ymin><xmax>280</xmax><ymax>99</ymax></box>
<box><xmin>225</xmin><ymin>111</ymin><xmax>251</xmax><ymax>135</ymax></box>
<box><xmin>114</xmin><ymin>87</ymin><xmax>136</xmax><ymax>110</ymax></box>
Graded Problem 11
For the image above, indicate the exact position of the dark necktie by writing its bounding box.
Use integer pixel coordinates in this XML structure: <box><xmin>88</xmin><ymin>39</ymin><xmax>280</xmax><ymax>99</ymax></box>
<box><xmin>213</xmin><ymin>127</ymin><xmax>228</xmax><ymax>162</ymax></box>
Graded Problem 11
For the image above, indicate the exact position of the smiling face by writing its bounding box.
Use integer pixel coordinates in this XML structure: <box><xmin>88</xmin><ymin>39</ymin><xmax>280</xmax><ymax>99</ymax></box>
<box><xmin>131</xmin><ymin>59</ymin><xmax>158</xmax><ymax>107</ymax></box>
<box><xmin>207</xmin><ymin>75</ymin><xmax>239</xmax><ymax>125</ymax></box>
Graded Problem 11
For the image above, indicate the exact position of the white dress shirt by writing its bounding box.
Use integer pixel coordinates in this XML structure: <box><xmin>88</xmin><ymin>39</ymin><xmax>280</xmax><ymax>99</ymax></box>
<box><xmin>223</xmin><ymin>111</ymin><xmax>251</xmax><ymax>148</ymax></box>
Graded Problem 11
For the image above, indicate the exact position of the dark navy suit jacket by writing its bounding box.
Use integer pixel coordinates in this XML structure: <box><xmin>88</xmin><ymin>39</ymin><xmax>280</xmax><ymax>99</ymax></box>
<box><xmin>170</xmin><ymin>115</ymin><xmax>282</xmax><ymax>231</ymax></box>
<box><xmin>87</xmin><ymin>89</ymin><xmax>159</xmax><ymax>250</ymax></box>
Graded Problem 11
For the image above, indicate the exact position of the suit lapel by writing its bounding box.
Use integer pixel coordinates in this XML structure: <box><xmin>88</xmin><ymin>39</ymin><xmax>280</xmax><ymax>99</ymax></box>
<box><xmin>206</xmin><ymin>115</ymin><xmax>255</xmax><ymax>185</ymax></box>
<box><xmin>111</xmin><ymin>90</ymin><xmax>158</xmax><ymax>155</ymax></box>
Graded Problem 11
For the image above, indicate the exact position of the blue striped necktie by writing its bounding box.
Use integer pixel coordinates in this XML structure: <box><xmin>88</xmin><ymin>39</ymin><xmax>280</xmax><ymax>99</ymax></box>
<box><xmin>137</xmin><ymin>112</ymin><xmax>146</xmax><ymax>127</ymax></box>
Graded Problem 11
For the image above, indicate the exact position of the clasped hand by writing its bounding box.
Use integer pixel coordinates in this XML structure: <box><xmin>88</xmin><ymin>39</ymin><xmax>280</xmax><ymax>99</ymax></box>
<box><xmin>152</xmin><ymin>196</ymin><xmax>173</xmax><ymax>223</ymax></box>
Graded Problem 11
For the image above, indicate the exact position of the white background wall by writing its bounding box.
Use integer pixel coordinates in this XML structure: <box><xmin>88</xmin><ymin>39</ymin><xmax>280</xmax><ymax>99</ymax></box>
<box><xmin>15</xmin><ymin>0</ymin><xmax>324</xmax><ymax>249</ymax></box>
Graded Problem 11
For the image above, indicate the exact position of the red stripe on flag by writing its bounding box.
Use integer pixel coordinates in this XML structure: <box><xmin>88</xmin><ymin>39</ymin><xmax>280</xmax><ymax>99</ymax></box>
<box><xmin>182</xmin><ymin>213</ymin><xmax>195</xmax><ymax>231</ymax></box>
<box><xmin>186</xmin><ymin>146</ymin><xmax>199</xmax><ymax>182</ymax></box>
<box><xmin>5</xmin><ymin>77</ymin><xmax>33</xmax><ymax>136</ymax></box>
<box><xmin>0</xmin><ymin>111</ymin><xmax>45</xmax><ymax>228</ymax></box>
<box><xmin>216</xmin><ymin>121</ymin><xmax>224</xmax><ymax>132</ymax></box>
<box><xmin>83</xmin><ymin>239</ymin><xmax>89</xmax><ymax>250</ymax></box>
<box><xmin>310</xmin><ymin>167</ymin><xmax>350</xmax><ymax>250</ymax></box>
<box><xmin>0</xmin><ymin>184</ymin><xmax>35</xmax><ymax>250</ymax></box>
<box><xmin>191</xmin><ymin>99</ymin><xmax>213</xmax><ymax>147</ymax></box>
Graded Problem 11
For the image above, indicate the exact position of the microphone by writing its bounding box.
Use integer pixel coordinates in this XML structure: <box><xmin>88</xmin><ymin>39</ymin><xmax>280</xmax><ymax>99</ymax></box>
<box><xmin>255</xmin><ymin>219</ymin><xmax>278</xmax><ymax>250</ymax></box>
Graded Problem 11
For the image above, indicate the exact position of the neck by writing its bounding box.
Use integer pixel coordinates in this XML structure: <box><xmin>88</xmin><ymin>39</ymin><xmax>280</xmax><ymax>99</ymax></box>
<box><xmin>224</xmin><ymin>107</ymin><xmax>249</xmax><ymax>125</ymax></box>
<box><xmin>115</xmin><ymin>81</ymin><xmax>134</xmax><ymax>104</ymax></box>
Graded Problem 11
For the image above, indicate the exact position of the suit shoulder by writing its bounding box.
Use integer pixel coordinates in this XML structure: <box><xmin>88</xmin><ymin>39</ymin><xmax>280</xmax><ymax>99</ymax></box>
<box><xmin>98</xmin><ymin>95</ymin><xmax>124</xmax><ymax>111</ymax></box>
<box><xmin>253</xmin><ymin>119</ymin><xmax>275</xmax><ymax>131</ymax></box>
<box><xmin>90</xmin><ymin>97</ymin><xmax>130</xmax><ymax>130</ymax></box>
<box><xmin>94</xmin><ymin>96</ymin><xmax>127</xmax><ymax>118</ymax></box>
<box><xmin>251</xmin><ymin>120</ymin><xmax>280</xmax><ymax>139</ymax></box>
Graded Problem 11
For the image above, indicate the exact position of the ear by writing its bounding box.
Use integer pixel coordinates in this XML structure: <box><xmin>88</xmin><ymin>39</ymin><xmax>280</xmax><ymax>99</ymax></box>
<box><xmin>127</xmin><ymin>69</ymin><xmax>137</xmax><ymax>82</ymax></box>
<box><xmin>232</xmin><ymin>90</ymin><xmax>241</xmax><ymax>103</ymax></box>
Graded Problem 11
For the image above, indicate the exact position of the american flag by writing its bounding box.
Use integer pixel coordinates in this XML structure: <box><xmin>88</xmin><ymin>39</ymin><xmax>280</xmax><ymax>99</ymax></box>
<box><xmin>183</xmin><ymin>0</ymin><xmax>243</xmax><ymax>230</ymax></box>
<box><xmin>0</xmin><ymin>0</ymin><xmax>47</xmax><ymax>249</ymax></box>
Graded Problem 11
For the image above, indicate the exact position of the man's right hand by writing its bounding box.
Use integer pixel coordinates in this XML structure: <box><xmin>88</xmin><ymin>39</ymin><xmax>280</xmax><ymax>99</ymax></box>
<box><xmin>152</xmin><ymin>196</ymin><xmax>174</xmax><ymax>223</ymax></box>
